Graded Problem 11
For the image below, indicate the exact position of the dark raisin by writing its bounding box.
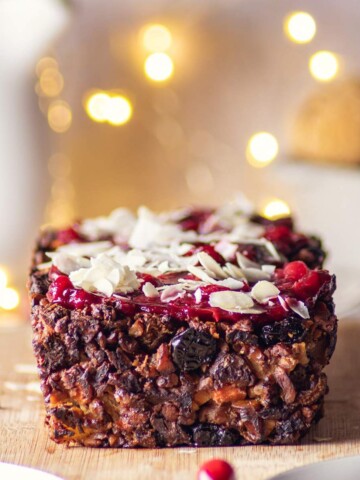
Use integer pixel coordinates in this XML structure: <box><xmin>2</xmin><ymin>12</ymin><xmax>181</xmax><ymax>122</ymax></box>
<box><xmin>260</xmin><ymin>317</ymin><xmax>306</xmax><ymax>347</ymax></box>
<box><xmin>271</xmin><ymin>414</ymin><xmax>306</xmax><ymax>444</ymax></box>
<box><xmin>209</xmin><ymin>352</ymin><xmax>255</xmax><ymax>388</ymax></box>
<box><xmin>171</xmin><ymin>328</ymin><xmax>217</xmax><ymax>371</ymax></box>
<box><xmin>226</xmin><ymin>329</ymin><xmax>258</xmax><ymax>351</ymax></box>
<box><xmin>193</xmin><ymin>424</ymin><xmax>240</xmax><ymax>446</ymax></box>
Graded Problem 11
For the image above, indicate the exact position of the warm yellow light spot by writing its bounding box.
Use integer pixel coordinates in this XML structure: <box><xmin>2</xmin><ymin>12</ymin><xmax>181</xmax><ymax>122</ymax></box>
<box><xmin>284</xmin><ymin>11</ymin><xmax>316</xmax><ymax>44</ymax></box>
<box><xmin>144</xmin><ymin>53</ymin><xmax>174</xmax><ymax>82</ymax></box>
<box><xmin>35</xmin><ymin>56</ymin><xmax>58</xmax><ymax>77</ymax></box>
<box><xmin>0</xmin><ymin>287</ymin><xmax>20</xmax><ymax>311</ymax></box>
<box><xmin>247</xmin><ymin>132</ymin><xmax>279</xmax><ymax>167</ymax></box>
<box><xmin>39</xmin><ymin>68</ymin><xmax>64</xmax><ymax>97</ymax></box>
<box><xmin>85</xmin><ymin>91</ymin><xmax>133</xmax><ymax>126</ymax></box>
<box><xmin>309</xmin><ymin>51</ymin><xmax>339</xmax><ymax>82</ymax></box>
<box><xmin>85</xmin><ymin>92</ymin><xmax>111</xmax><ymax>123</ymax></box>
<box><xmin>47</xmin><ymin>100</ymin><xmax>72</xmax><ymax>133</ymax></box>
<box><xmin>0</xmin><ymin>268</ymin><xmax>8</xmax><ymax>290</ymax></box>
<box><xmin>262</xmin><ymin>199</ymin><xmax>291</xmax><ymax>220</ymax></box>
<box><xmin>107</xmin><ymin>96</ymin><xmax>133</xmax><ymax>125</ymax></box>
<box><xmin>143</xmin><ymin>24</ymin><xmax>172</xmax><ymax>52</ymax></box>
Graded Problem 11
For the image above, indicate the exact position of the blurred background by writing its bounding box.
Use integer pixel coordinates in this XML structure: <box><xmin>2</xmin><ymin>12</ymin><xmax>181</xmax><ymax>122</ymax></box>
<box><xmin>0</xmin><ymin>0</ymin><xmax>359</xmax><ymax>317</ymax></box>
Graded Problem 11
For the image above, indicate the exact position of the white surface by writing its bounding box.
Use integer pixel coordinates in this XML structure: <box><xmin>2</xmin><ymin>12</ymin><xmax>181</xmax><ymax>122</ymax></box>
<box><xmin>0</xmin><ymin>463</ymin><xmax>63</xmax><ymax>480</ymax></box>
<box><xmin>269</xmin><ymin>455</ymin><xmax>360</xmax><ymax>480</ymax></box>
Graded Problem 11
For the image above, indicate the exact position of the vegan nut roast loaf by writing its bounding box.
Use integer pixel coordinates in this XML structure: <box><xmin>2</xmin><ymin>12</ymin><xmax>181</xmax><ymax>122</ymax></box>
<box><xmin>28</xmin><ymin>199</ymin><xmax>337</xmax><ymax>447</ymax></box>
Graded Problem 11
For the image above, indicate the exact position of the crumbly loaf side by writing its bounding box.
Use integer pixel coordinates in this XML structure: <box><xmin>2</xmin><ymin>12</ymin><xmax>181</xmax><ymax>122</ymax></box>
<box><xmin>30</xmin><ymin>267</ymin><xmax>337</xmax><ymax>447</ymax></box>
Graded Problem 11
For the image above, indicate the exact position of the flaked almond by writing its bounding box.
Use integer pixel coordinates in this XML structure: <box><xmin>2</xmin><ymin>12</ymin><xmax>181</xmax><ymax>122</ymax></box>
<box><xmin>209</xmin><ymin>290</ymin><xmax>254</xmax><ymax>312</ymax></box>
<box><xmin>242</xmin><ymin>268</ymin><xmax>272</xmax><ymax>282</ymax></box>
<box><xmin>160</xmin><ymin>285</ymin><xmax>185</xmax><ymax>302</ymax></box>
<box><xmin>223</xmin><ymin>262</ymin><xmax>245</xmax><ymax>280</ymax></box>
<box><xmin>286</xmin><ymin>298</ymin><xmax>310</xmax><ymax>319</ymax></box>
<box><xmin>188</xmin><ymin>265</ymin><xmax>217</xmax><ymax>284</ymax></box>
<box><xmin>142</xmin><ymin>282</ymin><xmax>159</xmax><ymax>298</ymax></box>
<box><xmin>236</xmin><ymin>251</ymin><xmax>260</xmax><ymax>269</ymax></box>
<box><xmin>197</xmin><ymin>251</ymin><xmax>227</xmax><ymax>279</ymax></box>
<box><xmin>251</xmin><ymin>280</ymin><xmax>280</xmax><ymax>304</ymax></box>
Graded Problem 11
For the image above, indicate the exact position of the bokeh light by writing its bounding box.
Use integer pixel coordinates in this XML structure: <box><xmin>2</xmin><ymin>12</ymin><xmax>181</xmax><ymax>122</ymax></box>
<box><xmin>309</xmin><ymin>51</ymin><xmax>339</xmax><ymax>82</ymax></box>
<box><xmin>0</xmin><ymin>287</ymin><xmax>20</xmax><ymax>311</ymax></box>
<box><xmin>107</xmin><ymin>96</ymin><xmax>133</xmax><ymax>125</ymax></box>
<box><xmin>246</xmin><ymin>132</ymin><xmax>279</xmax><ymax>167</ymax></box>
<box><xmin>0</xmin><ymin>267</ymin><xmax>7</xmax><ymax>290</ymax></box>
<box><xmin>143</xmin><ymin>24</ymin><xmax>172</xmax><ymax>52</ymax></box>
<box><xmin>38</xmin><ymin>68</ymin><xmax>64</xmax><ymax>97</ymax></box>
<box><xmin>85</xmin><ymin>91</ymin><xmax>133</xmax><ymax>126</ymax></box>
<box><xmin>262</xmin><ymin>199</ymin><xmax>291</xmax><ymax>220</ymax></box>
<box><xmin>284</xmin><ymin>12</ymin><xmax>317</xmax><ymax>44</ymax></box>
<box><xmin>35</xmin><ymin>56</ymin><xmax>58</xmax><ymax>77</ymax></box>
<box><xmin>85</xmin><ymin>92</ymin><xmax>111</xmax><ymax>123</ymax></box>
<box><xmin>47</xmin><ymin>100</ymin><xmax>72</xmax><ymax>133</ymax></box>
<box><xmin>144</xmin><ymin>53</ymin><xmax>174</xmax><ymax>82</ymax></box>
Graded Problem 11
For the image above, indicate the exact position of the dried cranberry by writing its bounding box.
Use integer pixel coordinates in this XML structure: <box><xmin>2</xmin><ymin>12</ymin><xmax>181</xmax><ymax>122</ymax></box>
<box><xmin>260</xmin><ymin>317</ymin><xmax>306</xmax><ymax>347</ymax></box>
<box><xmin>193</xmin><ymin>424</ymin><xmax>240</xmax><ymax>447</ymax></box>
<box><xmin>171</xmin><ymin>328</ymin><xmax>217</xmax><ymax>371</ymax></box>
<box><xmin>197</xmin><ymin>459</ymin><xmax>235</xmax><ymax>480</ymax></box>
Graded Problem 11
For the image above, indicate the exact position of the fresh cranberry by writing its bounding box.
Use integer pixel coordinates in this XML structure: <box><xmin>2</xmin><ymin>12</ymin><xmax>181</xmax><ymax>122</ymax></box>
<box><xmin>197</xmin><ymin>459</ymin><xmax>235</xmax><ymax>480</ymax></box>
<box><xmin>57</xmin><ymin>227</ymin><xmax>82</xmax><ymax>244</ymax></box>
<box><xmin>283</xmin><ymin>261</ymin><xmax>308</xmax><ymax>281</ymax></box>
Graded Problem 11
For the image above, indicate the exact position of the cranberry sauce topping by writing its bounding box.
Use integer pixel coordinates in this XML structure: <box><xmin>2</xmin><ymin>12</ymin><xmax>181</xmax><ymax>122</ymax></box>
<box><xmin>178</xmin><ymin>208</ymin><xmax>214</xmax><ymax>233</ymax></box>
<box><xmin>56</xmin><ymin>227</ymin><xmax>83</xmax><ymax>245</ymax></box>
<box><xmin>47</xmin><ymin>260</ymin><xmax>333</xmax><ymax>324</ymax></box>
<box><xmin>48</xmin><ymin>275</ymin><xmax>101</xmax><ymax>310</ymax></box>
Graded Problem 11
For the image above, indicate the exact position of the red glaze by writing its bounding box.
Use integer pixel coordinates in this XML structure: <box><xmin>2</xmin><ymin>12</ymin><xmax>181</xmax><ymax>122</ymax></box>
<box><xmin>47</xmin><ymin>260</ymin><xmax>333</xmax><ymax>322</ymax></box>
<box><xmin>56</xmin><ymin>227</ymin><xmax>82</xmax><ymax>244</ymax></box>
<box><xmin>197</xmin><ymin>459</ymin><xmax>235</xmax><ymax>480</ymax></box>
<box><xmin>179</xmin><ymin>209</ymin><xmax>214</xmax><ymax>232</ymax></box>
<box><xmin>48</xmin><ymin>275</ymin><xmax>101</xmax><ymax>310</ymax></box>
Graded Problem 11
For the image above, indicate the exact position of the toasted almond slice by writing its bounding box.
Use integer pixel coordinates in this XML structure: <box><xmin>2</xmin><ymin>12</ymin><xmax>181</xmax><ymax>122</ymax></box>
<box><xmin>93</xmin><ymin>278</ymin><xmax>114</xmax><ymax>296</ymax></box>
<box><xmin>262</xmin><ymin>264</ymin><xmax>276</xmax><ymax>274</ymax></box>
<box><xmin>215</xmin><ymin>278</ymin><xmax>244</xmax><ymax>290</ymax></box>
<box><xmin>286</xmin><ymin>298</ymin><xmax>310</xmax><ymax>319</ymax></box>
<box><xmin>197</xmin><ymin>251</ymin><xmax>227</xmax><ymax>279</ymax></box>
<box><xmin>242</xmin><ymin>268</ymin><xmax>272</xmax><ymax>282</ymax></box>
<box><xmin>142</xmin><ymin>282</ymin><xmax>159</xmax><ymax>298</ymax></box>
<box><xmin>223</xmin><ymin>262</ymin><xmax>245</xmax><ymax>280</ymax></box>
<box><xmin>160</xmin><ymin>285</ymin><xmax>185</xmax><ymax>302</ymax></box>
<box><xmin>251</xmin><ymin>280</ymin><xmax>280</xmax><ymax>304</ymax></box>
<box><xmin>263</xmin><ymin>240</ymin><xmax>281</xmax><ymax>261</ymax></box>
<box><xmin>209</xmin><ymin>290</ymin><xmax>254</xmax><ymax>312</ymax></box>
<box><xmin>188</xmin><ymin>265</ymin><xmax>217</xmax><ymax>284</ymax></box>
<box><xmin>236</xmin><ymin>251</ymin><xmax>260</xmax><ymax>269</ymax></box>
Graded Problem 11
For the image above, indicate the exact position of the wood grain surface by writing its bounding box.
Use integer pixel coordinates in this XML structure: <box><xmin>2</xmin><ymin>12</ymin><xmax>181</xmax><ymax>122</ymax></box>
<box><xmin>0</xmin><ymin>318</ymin><xmax>359</xmax><ymax>480</ymax></box>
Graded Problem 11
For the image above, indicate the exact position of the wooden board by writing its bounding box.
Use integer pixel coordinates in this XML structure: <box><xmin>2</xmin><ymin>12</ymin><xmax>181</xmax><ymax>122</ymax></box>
<box><xmin>0</xmin><ymin>318</ymin><xmax>359</xmax><ymax>480</ymax></box>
